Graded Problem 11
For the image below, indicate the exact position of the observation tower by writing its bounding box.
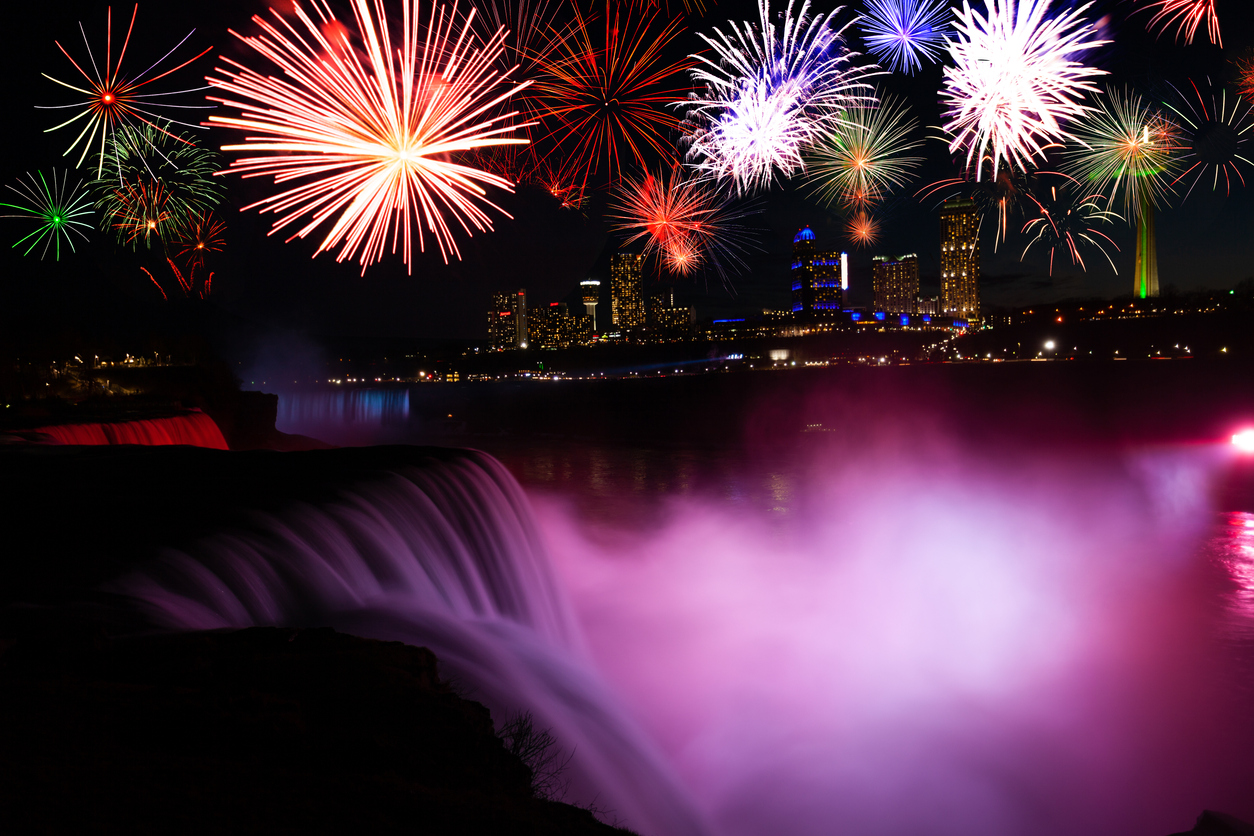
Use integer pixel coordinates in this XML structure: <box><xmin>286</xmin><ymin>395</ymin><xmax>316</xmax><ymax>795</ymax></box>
<box><xmin>581</xmin><ymin>279</ymin><xmax>601</xmax><ymax>331</ymax></box>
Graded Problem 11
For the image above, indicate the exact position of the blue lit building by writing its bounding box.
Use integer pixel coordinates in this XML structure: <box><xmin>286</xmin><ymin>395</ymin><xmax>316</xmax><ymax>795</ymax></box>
<box><xmin>790</xmin><ymin>227</ymin><xmax>845</xmax><ymax>316</ymax></box>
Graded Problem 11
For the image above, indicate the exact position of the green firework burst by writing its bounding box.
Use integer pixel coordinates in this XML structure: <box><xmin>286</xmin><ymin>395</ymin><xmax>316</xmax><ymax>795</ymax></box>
<box><xmin>0</xmin><ymin>169</ymin><xmax>93</xmax><ymax>259</ymax></box>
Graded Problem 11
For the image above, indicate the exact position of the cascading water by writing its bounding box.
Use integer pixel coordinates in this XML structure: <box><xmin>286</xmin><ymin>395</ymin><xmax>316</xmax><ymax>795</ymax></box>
<box><xmin>116</xmin><ymin>449</ymin><xmax>710</xmax><ymax>836</ymax></box>
<box><xmin>276</xmin><ymin>388</ymin><xmax>410</xmax><ymax>443</ymax></box>
<box><xmin>114</xmin><ymin>438</ymin><xmax>1254</xmax><ymax>835</ymax></box>
<box><xmin>33</xmin><ymin>410</ymin><xmax>228</xmax><ymax>448</ymax></box>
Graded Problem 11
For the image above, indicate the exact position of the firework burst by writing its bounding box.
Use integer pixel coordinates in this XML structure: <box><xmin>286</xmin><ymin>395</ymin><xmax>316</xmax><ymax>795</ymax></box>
<box><xmin>92</xmin><ymin>121</ymin><xmax>223</xmax><ymax>246</ymax></box>
<box><xmin>683</xmin><ymin>0</ymin><xmax>875</xmax><ymax>194</ymax></box>
<box><xmin>1020</xmin><ymin>177</ymin><xmax>1121</xmax><ymax>274</ymax></box>
<box><xmin>529</xmin><ymin>0</ymin><xmax>692</xmax><ymax>190</ymax></box>
<box><xmin>1140</xmin><ymin>0</ymin><xmax>1221</xmax><ymax>47</ymax></box>
<box><xmin>609</xmin><ymin>165</ymin><xmax>759</xmax><ymax>278</ymax></box>
<box><xmin>859</xmin><ymin>0</ymin><xmax>952</xmax><ymax>74</ymax></box>
<box><xmin>806</xmin><ymin>93</ymin><xmax>923</xmax><ymax>208</ymax></box>
<box><xmin>942</xmin><ymin>0</ymin><xmax>1106</xmax><ymax>179</ymax></box>
<box><xmin>845</xmin><ymin>208</ymin><xmax>880</xmax><ymax>246</ymax></box>
<box><xmin>0</xmin><ymin>170</ymin><xmax>94</xmax><ymax>260</ymax></box>
<box><xmin>37</xmin><ymin>5</ymin><xmax>213</xmax><ymax>176</ymax></box>
<box><xmin>207</xmin><ymin>0</ymin><xmax>534</xmax><ymax>271</ymax></box>
<box><xmin>1165</xmin><ymin>79</ymin><xmax>1254</xmax><ymax>200</ymax></box>
<box><xmin>1065</xmin><ymin>87</ymin><xmax>1183</xmax><ymax>218</ymax></box>
<box><xmin>174</xmin><ymin>210</ymin><xmax>226</xmax><ymax>270</ymax></box>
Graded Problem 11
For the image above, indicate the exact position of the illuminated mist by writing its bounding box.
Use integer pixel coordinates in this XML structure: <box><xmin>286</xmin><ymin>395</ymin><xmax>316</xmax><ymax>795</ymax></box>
<box><xmin>119</xmin><ymin>399</ymin><xmax>1254</xmax><ymax>835</ymax></box>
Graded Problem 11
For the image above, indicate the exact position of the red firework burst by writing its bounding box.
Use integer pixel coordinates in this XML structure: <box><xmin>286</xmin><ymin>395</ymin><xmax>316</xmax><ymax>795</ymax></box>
<box><xmin>529</xmin><ymin>0</ymin><xmax>693</xmax><ymax>190</ymax></box>
<box><xmin>1140</xmin><ymin>0</ymin><xmax>1221</xmax><ymax>47</ymax></box>
<box><xmin>609</xmin><ymin>165</ymin><xmax>758</xmax><ymax>278</ymax></box>
<box><xmin>174</xmin><ymin>210</ymin><xmax>226</xmax><ymax>270</ymax></box>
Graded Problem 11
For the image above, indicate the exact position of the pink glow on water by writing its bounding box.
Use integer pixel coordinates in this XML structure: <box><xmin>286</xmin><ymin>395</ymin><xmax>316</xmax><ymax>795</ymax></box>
<box><xmin>538</xmin><ymin>442</ymin><xmax>1254</xmax><ymax>836</ymax></box>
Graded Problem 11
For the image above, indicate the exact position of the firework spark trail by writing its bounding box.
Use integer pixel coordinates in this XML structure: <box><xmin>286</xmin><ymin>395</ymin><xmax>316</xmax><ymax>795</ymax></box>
<box><xmin>1020</xmin><ymin>177</ymin><xmax>1121</xmax><ymax>274</ymax></box>
<box><xmin>1065</xmin><ymin>87</ymin><xmax>1184</xmax><ymax>218</ymax></box>
<box><xmin>37</xmin><ymin>5</ymin><xmax>213</xmax><ymax>176</ymax></box>
<box><xmin>610</xmin><ymin>165</ymin><xmax>760</xmax><ymax>278</ymax></box>
<box><xmin>207</xmin><ymin>0</ymin><xmax>534</xmax><ymax>271</ymax></box>
<box><xmin>529</xmin><ymin>0</ymin><xmax>692</xmax><ymax>191</ymax></box>
<box><xmin>0</xmin><ymin>170</ymin><xmax>94</xmax><ymax>260</ymax></box>
<box><xmin>942</xmin><ymin>0</ymin><xmax>1106</xmax><ymax>180</ymax></box>
<box><xmin>683</xmin><ymin>0</ymin><xmax>875</xmax><ymax>194</ymax></box>
<box><xmin>1141</xmin><ymin>0</ymin><xmax>1221</xmax><ymax>47</ymax></box>
<box><xmin>859</xmin><ymin>0</ymin><xmax>952</xmax><ymax>74</ymax></box>
<box><xmin>1165</xmin><ymin>79</ymin><xmax>1254</xmax><ymax>201</ymax></box>
<box><xmin>805</xmin><ymin>93</ymin><xmax>924</xmax><ymax>208</ymax></box>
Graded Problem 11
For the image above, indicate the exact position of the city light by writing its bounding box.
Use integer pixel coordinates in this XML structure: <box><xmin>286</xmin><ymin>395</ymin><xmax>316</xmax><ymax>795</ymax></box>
<box><xmin>1232</xmin><ymin>428</ymin><xmax>1254</xmax><ymax>453</ymax></box>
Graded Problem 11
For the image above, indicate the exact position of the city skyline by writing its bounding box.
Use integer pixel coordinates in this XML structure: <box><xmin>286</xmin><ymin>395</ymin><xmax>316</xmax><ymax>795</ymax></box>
<box><xmin>3</xmin><ymin>1</ymin><xmax>1254</xmax><ymax>342</ymax></box>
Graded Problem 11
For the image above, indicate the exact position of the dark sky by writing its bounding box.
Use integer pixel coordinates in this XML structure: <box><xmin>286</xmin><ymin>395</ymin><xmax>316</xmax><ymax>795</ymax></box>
<box><xmin>3</xmin><ymin>0</ymin><xmax>1254</xmax><ymax>342</ymax></box>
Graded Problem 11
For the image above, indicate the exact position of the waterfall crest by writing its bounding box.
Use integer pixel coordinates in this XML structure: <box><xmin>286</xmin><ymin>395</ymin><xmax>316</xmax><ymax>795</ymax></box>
<box><xmin>116</xmin><ymin>448</ymin><xmax>708</xmax><ymax>836</ymax></box>
<box><xmin>34</xmin><ymin>410</ymin><xmax>228</xmax><ymax>449</ymax></box>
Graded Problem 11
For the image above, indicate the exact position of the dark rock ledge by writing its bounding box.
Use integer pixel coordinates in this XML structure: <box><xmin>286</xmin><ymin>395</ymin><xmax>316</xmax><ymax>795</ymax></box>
<box><xmin>0</xmin><ymin>623</ymin><xmax>635</xmax><ymax>835</ymax></box>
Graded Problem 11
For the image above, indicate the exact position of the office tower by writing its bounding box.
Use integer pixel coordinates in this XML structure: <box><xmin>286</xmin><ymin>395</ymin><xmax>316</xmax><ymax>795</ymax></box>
<box><xmin>528</xmin><ymin>302</ymin><xmax>567</xmax><ymax>350</ymax></box>
<box><xmin>487</xmin><ymin>290</ymin><xmax>528</xmax><ymax>349</ymax></box>
<box><xmin>872</xmin><ymin>254</ymin><xmax>920</xmax><ymax>314</ymax></box>
<box><xmin>513</xmin><ymin>290</ymin><xmax>528</xmax><ymax>347</ymax></box>
<box><xmin>790</xmin><ymin>226</ymin><xmax>844</xmax><ymax>314</ymax></box>
<box><xmin>581</xmin><ymin>279</ymin><xmax>601</xmax><ymax>330</ymax></box>
<box><xmin>939</xmin><ymin>198</ymin><xmax>980</xmax><ymax>322</ymax></box>
<box><xmin>1134</xmin><ymin>199</ymin><xmax>1159</xmax><ymax>298</ymax></box>
<box><xmin>610</xmin><ymin>253</ymin><xmax>646</xmax><ymax>328</ymax></box>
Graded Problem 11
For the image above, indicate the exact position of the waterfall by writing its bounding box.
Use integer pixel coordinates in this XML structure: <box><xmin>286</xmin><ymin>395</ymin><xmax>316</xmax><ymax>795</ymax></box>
<box><xmin>115</xmin><ymin>448</ymin><xmax>709</xmax><ymax>836</ymax></box>
<box><xmin>34</xmin><ymin>410</ymin><xmax>228</xmax><ymax>449</ymax></box>
<box><xmin>277</xmin><ymin>388</ymin><xmax>410</xmax><ymax>432</ymax></box>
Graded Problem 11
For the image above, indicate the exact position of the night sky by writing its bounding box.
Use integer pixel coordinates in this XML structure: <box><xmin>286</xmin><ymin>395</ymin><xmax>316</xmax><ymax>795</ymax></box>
<box><xmin>3</xmin><ymin>0</ymin><xmax>1254</xmax><ymax>342</ymax></box>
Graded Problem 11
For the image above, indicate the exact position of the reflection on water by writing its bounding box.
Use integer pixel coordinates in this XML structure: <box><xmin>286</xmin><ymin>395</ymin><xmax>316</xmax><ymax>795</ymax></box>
<box><xmin>1207</xmin><ymin>513</ymin><xmax>1254</xmax><ymax>695</ymax></box>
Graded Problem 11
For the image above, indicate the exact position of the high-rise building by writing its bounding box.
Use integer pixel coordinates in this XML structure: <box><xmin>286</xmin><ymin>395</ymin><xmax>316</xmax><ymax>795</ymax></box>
<box><xmin>610</xmin><ymin>253</ymin><xmax>646</xmax><ymax>328</ymax></box>
<box><xmin>939</xmin><ymin>198</ymin><xmax>980</xmax><ymax>323</ymax></box>
<box><xmin>525</xmin><ymin>301</ymin><xmax>595</xmax><ymax>349</ymax></box>
<box><xmin>581</xmin><ymin>279</ymin><xmax>601</xmax><ymax>331</ymax></box>
<box><xmin>790</xmin><ymin>226</ymin><xmax>844</xmax><ymax>314</ymax></box>
<box><xmin>487</xmin><ymin>290</ymin><xmax>528</xmax><ymax>350</ymax></box>
<box><xmin>872</xmin><ymin>254</ymin><xmax>920</xmax><ymax>314</ymax></box>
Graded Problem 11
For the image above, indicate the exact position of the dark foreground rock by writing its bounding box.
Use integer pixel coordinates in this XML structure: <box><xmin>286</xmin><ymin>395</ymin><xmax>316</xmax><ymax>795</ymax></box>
<box><xmin>1170</xmin><ymin>810</ymin><xmax>1254</xmax><ymax>836</ymax></box>
<box><xmin>0</xmin><ymin>624</ymin><xmax>633</xmax><ymax>835</ymax></box>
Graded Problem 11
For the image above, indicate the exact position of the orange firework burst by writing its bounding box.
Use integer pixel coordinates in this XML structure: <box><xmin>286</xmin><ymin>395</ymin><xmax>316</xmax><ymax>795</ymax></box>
<box><xmin>38</xmin><ymin>5</ymin><xmax>213</xmax><ymax>176</ymax></box>
<box><xmin>105</xmin><ymin>179</ymin><xmax>170</xmax><ymax>248</ymax></box>
<box><xmin>529</xmin><ymin>0</ymin><xmax>693</xmax><ymax>190</ymax></box>
<box><xmin>845</xmin><ymin>210</ymin><xmax>880</xmax><ymax>247</ymax></box>
<box><xmin>207</xmin><ymin>0</ymin><xmax>534</xmax><ymax>272</ymax></box>
<box><xmin>609</xmin><ymin>165</ymin><xmax>758</xmax><ymax>278</ymax></box>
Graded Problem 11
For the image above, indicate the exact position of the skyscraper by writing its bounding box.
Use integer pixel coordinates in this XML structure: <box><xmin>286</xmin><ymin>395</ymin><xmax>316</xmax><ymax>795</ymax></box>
<box><xmin>487</xmin><ymin>290</ymin><xmax>528</xmax><ymax>350</ymax></box>
<box><xmin>872</xmin><ymin>254</ymin><xmax>920</xmax><ymax>314</ymax></box>
<box><xmin>939</xmin><ymin>198</ymin><xmax>980</xmax><ymax>323</ymax></box>
<box><xmin>790</xmin><ymin>226</ymin><xmax>843</xmax><ymax>314</ymax></box>
<box><xmin>610</xmin><ymin>253</ymin><xmax>645</xmax><ymax>328</ymax></box>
